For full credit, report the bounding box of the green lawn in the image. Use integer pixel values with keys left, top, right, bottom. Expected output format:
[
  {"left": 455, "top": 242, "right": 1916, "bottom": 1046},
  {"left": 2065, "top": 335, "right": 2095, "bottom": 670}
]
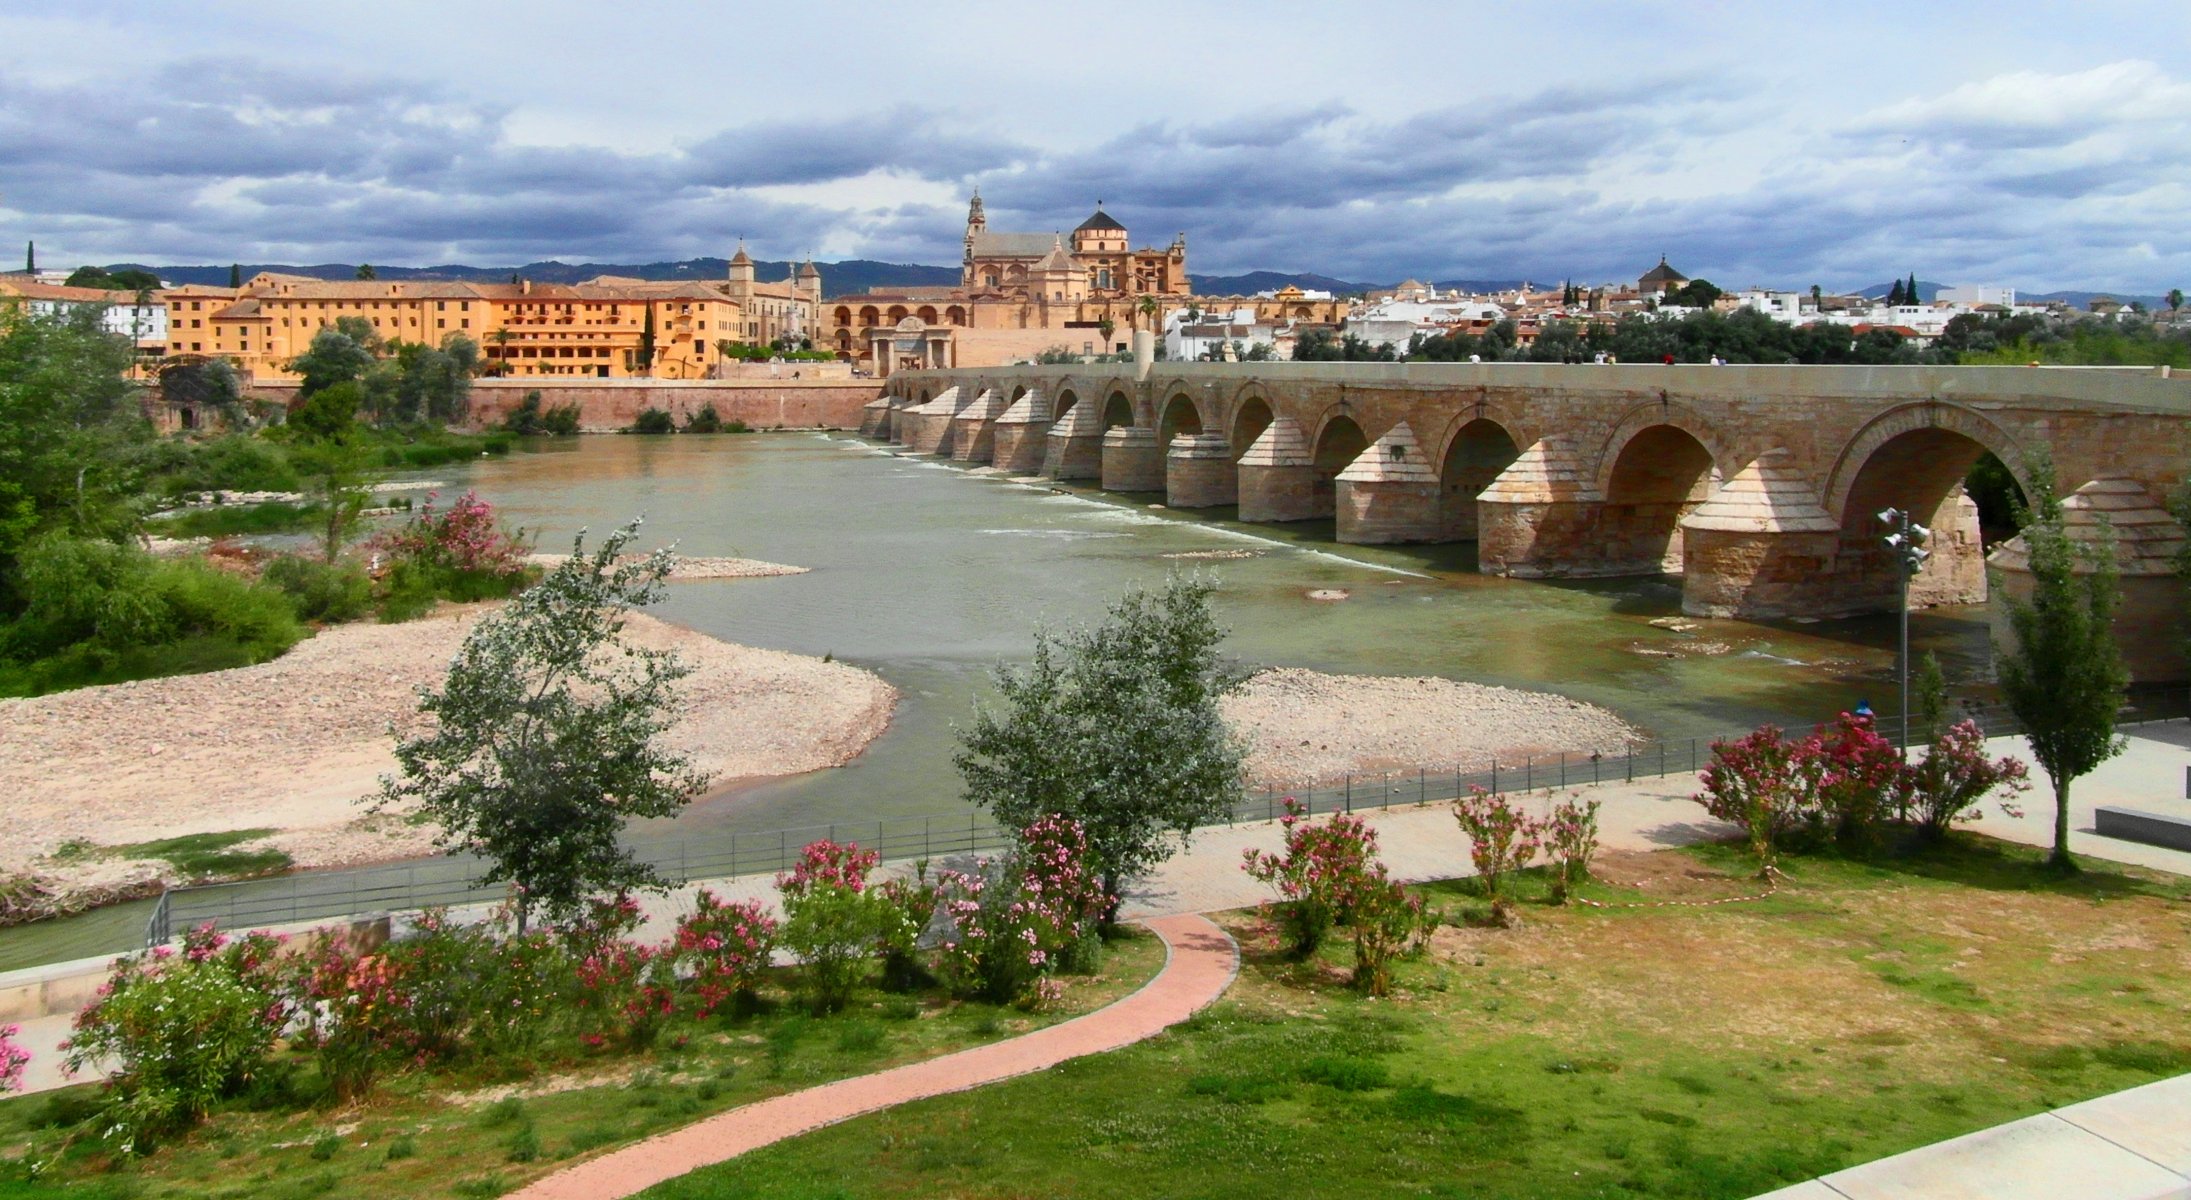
[
  {"left": 0, "top": 931, "right": 1165, "bottom": 1199},
  {"left": 641, "top": 837, "right": 2191, "bottom": 1200}
]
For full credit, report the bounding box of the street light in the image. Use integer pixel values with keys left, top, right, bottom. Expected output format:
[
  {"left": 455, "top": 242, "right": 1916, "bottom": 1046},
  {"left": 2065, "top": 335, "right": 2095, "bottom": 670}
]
[{"left": 1878, "top": 507, "right": 1932, "bottom": 758}]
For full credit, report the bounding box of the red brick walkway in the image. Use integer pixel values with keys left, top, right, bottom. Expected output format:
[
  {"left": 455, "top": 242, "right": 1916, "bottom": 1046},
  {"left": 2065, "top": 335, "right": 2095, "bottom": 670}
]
[{"left": 508, "top": 913, "right": 1239, "bottom": 1200}]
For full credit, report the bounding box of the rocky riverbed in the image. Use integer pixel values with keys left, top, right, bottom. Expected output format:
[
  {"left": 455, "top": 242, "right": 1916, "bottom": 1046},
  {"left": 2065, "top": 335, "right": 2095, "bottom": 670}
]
[
  {"left": 0, "top": 605, "right": 894, "bottom": 915},
  {"left": 1223, "top": 667, "right": 1642, "bottom": 788}
]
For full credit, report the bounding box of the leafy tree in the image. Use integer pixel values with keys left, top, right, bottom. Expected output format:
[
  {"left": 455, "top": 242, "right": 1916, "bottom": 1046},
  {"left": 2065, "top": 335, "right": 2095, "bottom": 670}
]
[
  {"left": 1886, "top": 279, "right": 1907, "bottom": 307},
  {"left": 355, "top": 264, "right": 377, "bottom": 281},
  {"left": 158, "top": 359, "right": 243, "bottom": 427},
  {"left": 955, "top": 575, "right": 1246, "bottom": 919},
  {"left": 286, "top": 378, "right": 360, "bottom": 442},
  {"left": 0, "top": 306, "right": 142, "bottom": 614},
  {"left": 286, "top": 327, "right": 376, "bottom": 397},
  {"left": 377, "top": 522, "right": 708, "bottom": 929},
  {"left": 1664, "top": 278, "right": 1723, "bottom": 308},
  {"left": 2170, "top": 288, "right": 2184, "bottom": 313},
  {"left": 1994, "top": 457, "right": 2128, "bottom": 871}
]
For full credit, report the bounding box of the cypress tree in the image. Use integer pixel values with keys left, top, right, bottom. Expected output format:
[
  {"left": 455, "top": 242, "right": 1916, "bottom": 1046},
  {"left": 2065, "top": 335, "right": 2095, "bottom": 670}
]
[
  {"left": 24, "top": 241, "right": 33, "bottom": 273},
  {"left": 229, "top": 263, "right": 242, "bottom": 288},
  {"left": 1907, "top": 272, "right": 1920, "bottom": 304},
  {"left": 1886, "top": 279, "right": 1905, "bottom": 307}
]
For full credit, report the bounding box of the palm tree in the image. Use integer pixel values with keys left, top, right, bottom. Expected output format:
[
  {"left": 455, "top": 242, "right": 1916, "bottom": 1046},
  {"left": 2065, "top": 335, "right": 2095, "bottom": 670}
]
[{"left": 1137, "top": 294, "right": 1162, "bottom": 332}]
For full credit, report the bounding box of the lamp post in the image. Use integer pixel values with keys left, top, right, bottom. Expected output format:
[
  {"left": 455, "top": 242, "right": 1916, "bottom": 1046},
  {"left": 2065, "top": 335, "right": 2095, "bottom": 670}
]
[{"left": 1878, "top": 507, "right": 1932, "bottom": 758}]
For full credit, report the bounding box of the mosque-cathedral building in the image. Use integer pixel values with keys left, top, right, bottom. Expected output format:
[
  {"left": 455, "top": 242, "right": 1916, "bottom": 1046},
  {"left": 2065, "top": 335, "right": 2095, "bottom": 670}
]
[{"left": 823, "top": 194, "right": 1346, "bottom": 374}]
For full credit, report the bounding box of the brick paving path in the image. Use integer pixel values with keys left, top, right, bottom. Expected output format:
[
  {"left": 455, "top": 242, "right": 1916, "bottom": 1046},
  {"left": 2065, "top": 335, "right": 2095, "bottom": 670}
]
[{"left": 506, "top": 912, "right": 1238, "bottom": 1200}]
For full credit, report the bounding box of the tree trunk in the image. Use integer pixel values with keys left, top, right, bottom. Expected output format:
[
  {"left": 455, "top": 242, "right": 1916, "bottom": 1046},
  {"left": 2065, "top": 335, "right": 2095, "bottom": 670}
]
[{"left": 2050, "top": 775, "right": 2077, "bottom": 871}]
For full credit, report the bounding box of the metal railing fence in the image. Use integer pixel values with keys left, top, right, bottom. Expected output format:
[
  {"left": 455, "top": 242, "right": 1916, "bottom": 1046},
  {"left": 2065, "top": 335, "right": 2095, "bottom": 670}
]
[{"left": 143, "top": 687, "right": 2191, "bottom": 947}]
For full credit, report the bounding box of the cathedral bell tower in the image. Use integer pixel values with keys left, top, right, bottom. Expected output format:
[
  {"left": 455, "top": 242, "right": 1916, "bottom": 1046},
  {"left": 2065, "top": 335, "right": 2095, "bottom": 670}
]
[{"left": 962, "top": 189, "right": 986, "bottom": 289}]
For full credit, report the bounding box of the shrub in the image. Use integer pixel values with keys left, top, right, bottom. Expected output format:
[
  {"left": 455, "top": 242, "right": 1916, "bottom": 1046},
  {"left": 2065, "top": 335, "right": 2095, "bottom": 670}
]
[
  {"left": 1909, "top": 719, "right": 2031, "bottom": 838},
  {"left": 777, "top": 840, "right": 891, "bottom": 1014},
  {"left": 1697, "top": 714, "right": 1925, "bottom": 867},
  {"left": 875, "top": 866, "right": 939, "bottom": 992},
  {"left": 933, "top": 816, "right": 1110, "bottom": 1005},
  {"left": 0, "top": 1024, "right": 27, "bottom": 1093},
  {"left": 673, "top": 890, "right": 777, "bottom": 1017},
  {"left": 1452, "top": 788, "right": 1543, "bottom": 920},
  {"left": 1811, "top": 712, "right": 1910, "bottom": 854},
  {"left": 153, "top": 435, "right": 302, "bottom": 498},
  {"left": 1348, "top": 877, "right": 1429, "bottom": 998},
  {"left": 627, "top": 408, "right": 675, "bottom": 435},
  {"left": 63, "top": 925, "right": 290, "bottom": 1152},
  {"left": 1543, "top": 793, "right": 1602, "bottom": 903},
  {"left": 566, "top": 895, "right": 675, "bottom": 1049},
  {"left": 10, "top": 536, "right": 302, "bottom": 666},
  {"left": 260, "top": 554, "right": 371, "bottom": 623},
  {"left": 1241, "top": 798, "right": 1383, "bottom": 959},
  {"left": 683, "top": 403, "right": 724, "bottom": 434},
  {"left": 541, "top": 401, "right": 583, "bottom": 436},
  {"left": 368, "top": 490, "right": 532, "bottom": 621},
  {"left": 501, "top": 391, "right": 547, "bottom": 435},
  {"left": 287, "top": 934, "right": 420, "bottom": 1102},
  {"left": 1694, "top": 724, "right": 1809, "bottom": 870}
]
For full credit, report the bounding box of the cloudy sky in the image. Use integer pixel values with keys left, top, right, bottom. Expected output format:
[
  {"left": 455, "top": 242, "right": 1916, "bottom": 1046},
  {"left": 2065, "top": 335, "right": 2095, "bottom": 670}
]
[{"left": 4, "top": 2, "right": 2188, "bottom": 293}]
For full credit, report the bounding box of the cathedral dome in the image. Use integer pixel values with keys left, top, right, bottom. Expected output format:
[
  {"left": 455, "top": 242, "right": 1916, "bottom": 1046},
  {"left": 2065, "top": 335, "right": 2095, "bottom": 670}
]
[{"left": 1074, "top": 207, "right": 1125, "bottom": 233}]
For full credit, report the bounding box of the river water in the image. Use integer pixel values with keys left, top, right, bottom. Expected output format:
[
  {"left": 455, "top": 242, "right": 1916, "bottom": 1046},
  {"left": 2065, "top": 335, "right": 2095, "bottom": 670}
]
[{"left": 0, "top": 433, "right": 1996, "bottom": 969}]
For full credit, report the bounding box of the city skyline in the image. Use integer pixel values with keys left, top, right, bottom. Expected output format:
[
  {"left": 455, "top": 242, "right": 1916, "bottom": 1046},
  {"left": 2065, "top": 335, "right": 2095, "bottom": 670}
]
[{"left": 3, "top": 3, "right": 2187, "bottom": 293}]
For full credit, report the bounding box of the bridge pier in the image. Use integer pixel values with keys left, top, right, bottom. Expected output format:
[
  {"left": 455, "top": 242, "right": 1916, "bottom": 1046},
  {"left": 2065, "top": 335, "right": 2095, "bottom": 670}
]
[
  {"left": 1236, "top": 418, "right": 1319, "bottom": 522},
  {"left": 1101, "top": 426, "right": 1165, "bottom": 492},
  {"left": 1044, "top": 399, "right": 1105, "bottom": 480},
  {"left": 1677, "top": 450, "right": 1842, "bottom": 618},
  {"left": 990, "top": 389, "right": 1051, "bottom": 475},
  {"left": 1166, "top": 434, "right": 1237, "bottom": 508},
  {"left": 1476, "top": 437, "right": 1606, "bottom": 576},
  {"left": 948, "top": 388, "right": 1009, "bottom": 463},
  {"left": 1990, "top": 478, "right": 2188, "bottom": 681},
  {"left": 903, "top": 386, "right": 962, "bottom": 455},
  {"left": 1335, "top": 423, "right": 1442, "bottom": 544},
  {"left": 859, "top": 396, "right": 892, "bottom": 438}
]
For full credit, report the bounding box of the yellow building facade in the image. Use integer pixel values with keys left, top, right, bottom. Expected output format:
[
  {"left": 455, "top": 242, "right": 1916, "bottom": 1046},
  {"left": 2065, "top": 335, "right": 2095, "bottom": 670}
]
[{"left": 165, "top": 256, "right": 821, "bottom": 382}]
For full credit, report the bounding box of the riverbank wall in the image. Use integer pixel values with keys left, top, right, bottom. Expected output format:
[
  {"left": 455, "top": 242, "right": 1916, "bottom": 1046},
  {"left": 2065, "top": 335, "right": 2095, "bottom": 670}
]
[{"left": 242, "top": 379, "right": 881, "bottom": 432}]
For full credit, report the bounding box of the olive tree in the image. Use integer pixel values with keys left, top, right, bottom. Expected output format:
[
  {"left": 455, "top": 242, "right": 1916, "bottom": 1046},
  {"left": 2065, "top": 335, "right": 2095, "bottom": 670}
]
[
  {"left": 955, "top": 575, "right": 1245, "bottom": 919},
  {"left": 376, "top": 521, "right": 707, "bottom": 926},
  {"left": 1994, "top": 459, "right": 2128, "bottom": 871}
]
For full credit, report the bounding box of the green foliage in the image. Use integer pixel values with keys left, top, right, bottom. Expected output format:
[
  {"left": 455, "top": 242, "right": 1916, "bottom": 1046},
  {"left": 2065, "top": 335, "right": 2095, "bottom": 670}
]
[
  {"left": 287, "top": 435, "right": 371, "bottom": 562},
  {"left": 146, "top": 500, "right": 321, "bottom": 538},
  {"left": 1956, "top": 317, "right": 2191, "bottom": 368},
  {"left": 286, "top": 328, "right": 376, "bottom": 398},
  {"left": 627, "top": 408, "right": 675, "bottom": 435},
  {"left": 142, "top": 435, "right": 302, "bottom": 498},
  {"left": 1994, "top": 456, "right": 2129, "bottom": 870},
  {"left": 260, "top": 554, "right": 372, "bottom": 623},
  {"left": 500, "top": 390, "right": 582, "bottom": 436},
  {"left": 286, "top": 380, "right": 361, "bottom": 442},
  {"left": 377, "top": 522, "right": 708, "bottom": 927},
  {"left": 157, "top": 359, "right": 243, "bottom": 426},
  {"left": 0, "top": 305, "right": 144, "bottom": 614},
  {"left": 1663, "top": 278, "right": 1724, "bottom": 308},
  {"left": 1, "top": 536, "right": 303, "bottom": 696},
  {"left": 63, "top": 265, "right": 161, "bottom": 291},
  {"left": 1912, "top": 651, "right": 1948, "bottom": 739},
  {"left": 63, "top": 934, "right": 287, "bottom": 1153},
  {"left": 682, "top": 403, "right": 723, "bottom": 434},
  {"left": 361, "top": 335, "right": 478, "bottom": 426},
  {"left": 1294, "top": 329, "right": 1396, "bottom": 361},
  {"left": 956, "top": 575, "right": 1246, "bottom": 910},
  {"left": 1032, "top": 346, "right": 1080, "bottom": 365}
]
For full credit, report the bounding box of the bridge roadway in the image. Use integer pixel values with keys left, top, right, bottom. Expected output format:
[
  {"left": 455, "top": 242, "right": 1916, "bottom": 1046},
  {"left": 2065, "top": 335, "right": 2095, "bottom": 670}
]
[{"left": 870, "top": 362, "right": 2191, "bottom": 681}]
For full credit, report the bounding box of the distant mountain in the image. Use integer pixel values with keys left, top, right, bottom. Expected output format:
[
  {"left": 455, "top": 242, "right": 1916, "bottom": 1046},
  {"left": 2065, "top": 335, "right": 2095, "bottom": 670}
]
[
  {"left": 1190, "top": 270, "right": 1377, "bottom": 296},
  {"left": 1853, "top": 280, "right": 2166, "bottom": 309},
  {"left": 102, "top": 258, "right": 962, "bottom": 299},
  {"left": 1855, "top": 280, "right": 1951, "bottom": 303}
]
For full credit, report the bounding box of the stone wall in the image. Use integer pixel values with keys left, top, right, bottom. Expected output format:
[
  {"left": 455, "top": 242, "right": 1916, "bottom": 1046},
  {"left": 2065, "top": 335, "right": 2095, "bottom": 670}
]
[{"left": 243, "top": 378, "right": 879, "bottom": 432}]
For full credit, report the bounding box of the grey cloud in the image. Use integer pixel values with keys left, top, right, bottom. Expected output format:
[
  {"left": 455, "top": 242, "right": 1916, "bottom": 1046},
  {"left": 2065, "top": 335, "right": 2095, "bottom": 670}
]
[{"left": 680, "top": 109, "right": 1028, "bottom": 187}]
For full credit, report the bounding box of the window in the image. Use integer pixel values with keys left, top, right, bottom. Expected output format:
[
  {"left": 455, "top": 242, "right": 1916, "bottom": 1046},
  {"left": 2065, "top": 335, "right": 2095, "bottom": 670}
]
[{"left": 460, "top": 319, "right": 469, "bottom": 329}]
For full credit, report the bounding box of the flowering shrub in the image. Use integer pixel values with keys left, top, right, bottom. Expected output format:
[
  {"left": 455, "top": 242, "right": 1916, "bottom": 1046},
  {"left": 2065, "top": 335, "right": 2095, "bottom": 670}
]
[
  {"left": 564, "top": 894, "right": 674, "bottom": 1049},
  {"left": 1348, "top": 877, "right": 1430, "bottom": 998},
  {"left": 370, "top": 489, "right": 528, "bottom": 576},
  {"left": 1696, "top": 724, "right": 1812, "bottom": 869},
  {"left": 1811, "top": 713, "right": 1911, "bottom": 853},
  {"left": 875, "top": 865, "right": 940, "bottom": 992},
  {"left": 778, "top": 840, "right": 892, "bottom": 1013},
  {"left": 1453, "top": 787, "right": 1544, "bottom": 920},
  {"left": 288, "top": 935, "right": 417, "bottom": 1102},
  {"left": 673, "top": 889, "right": 778, "bottom": 1017},
  {"left": 1910, "top": 720, "right": 2031, "bottom": 838},
  {"left": 1241, "top": 799, "right": 1383, "bottom": 959},
  {"left": 1543, "top": 793, "right": 1603, "bottom": 903},
  {"left": 934, "top": 816, "right": 1109, "bottom": 1005},
  {"left": 64, "top": 925, "right": 290, "bottom": 1152},
  {"left": 0, "top": 1024, "right": 29, "bottom": 1094}
]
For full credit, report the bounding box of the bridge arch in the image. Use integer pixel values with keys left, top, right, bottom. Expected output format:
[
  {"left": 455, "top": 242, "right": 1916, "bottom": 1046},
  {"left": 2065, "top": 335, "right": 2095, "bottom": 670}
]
[
  {"left": 1826, "top": 402, "right": 2031, "bottom": 612},
  {"left": 1601, "top": 423, "right": 1722, "bottom": 575},
  {"left": 1230, "top": 391, "right": 1274, "bottom": 461},
  {"left": 1054, "top": 387, "right": 1080, "bottom": 422},
  {"left": 1101, "top": 387, "right": 1136, "bottom": 430},
  {"left": 1436, "top": 416, "right": 1523, "bottom": 541},
  {"left": 1590, "top": 400, "right": 1739, "bottom": 501},
  {"left": 1159, "top": 390, "right": 1206, "bottom": 449},
  {"left": 1310, "top": 411, "right": 1371, "bottom": 516}
]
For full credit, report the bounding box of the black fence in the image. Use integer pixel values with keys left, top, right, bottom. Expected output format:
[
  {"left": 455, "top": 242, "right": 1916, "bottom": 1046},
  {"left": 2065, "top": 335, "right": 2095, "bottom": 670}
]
[{"left": 143, "top": 689, "right": 2191, "bottom": 947}]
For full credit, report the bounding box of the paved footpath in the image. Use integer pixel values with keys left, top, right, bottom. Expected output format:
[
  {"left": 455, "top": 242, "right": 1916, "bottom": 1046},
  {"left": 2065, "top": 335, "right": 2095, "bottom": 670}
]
[{"left": 506, "top": 912, "right": 1239, "bottom": 1200}]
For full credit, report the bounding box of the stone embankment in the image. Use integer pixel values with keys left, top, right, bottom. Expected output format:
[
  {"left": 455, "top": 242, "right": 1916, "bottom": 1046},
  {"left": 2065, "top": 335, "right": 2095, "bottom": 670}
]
[
  {"left": 1223, "top": 667, "right": 1641, "bottom": 787},
  {"left": 0, "top": 605, "right": 894, "bottom": 917}
]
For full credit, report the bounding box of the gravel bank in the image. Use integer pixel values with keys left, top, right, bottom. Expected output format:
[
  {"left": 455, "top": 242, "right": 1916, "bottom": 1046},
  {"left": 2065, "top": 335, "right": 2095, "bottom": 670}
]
[
  {"left": 525, "top": 554, "right": 808, "bottom": 581},
  {"left": 1222, "top": 668, "right": 1641, "bottom": 788},
  {"left": 0, "top": 607, "right": 894, "bottom": 903}
]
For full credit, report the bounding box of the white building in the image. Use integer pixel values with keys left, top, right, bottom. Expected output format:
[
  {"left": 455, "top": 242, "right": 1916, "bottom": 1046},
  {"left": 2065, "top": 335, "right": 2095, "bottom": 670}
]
[
  {"left": 1346, "top": 298, "right": 1507, "bottom": 352},
  {"left": 1164, "top": 306, "right": 1281, "bottom": 361},
  {"left": 1937, "top": 284, "right": 2016, "bottom": 308},
  {"left": 0, "top": 278, "right": 169, "bottom": 347},
  {"left": 1726, "top": 289, "right": 1811, "bottom": 320}
]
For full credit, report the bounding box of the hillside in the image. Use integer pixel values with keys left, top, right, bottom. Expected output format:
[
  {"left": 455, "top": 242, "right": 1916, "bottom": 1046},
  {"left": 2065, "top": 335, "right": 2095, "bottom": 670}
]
[{"left": 102, "top": 258, "right": 962, "bottom": 300}]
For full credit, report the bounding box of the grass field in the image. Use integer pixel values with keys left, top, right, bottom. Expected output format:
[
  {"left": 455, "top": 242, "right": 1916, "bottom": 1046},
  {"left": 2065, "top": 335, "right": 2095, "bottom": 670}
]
[
  {"left": 0, "top": 930, "right": 1166, "bottom": 1199},
  {"left": 639, "top": 837, "right": 2191, "bottom": 1200}
]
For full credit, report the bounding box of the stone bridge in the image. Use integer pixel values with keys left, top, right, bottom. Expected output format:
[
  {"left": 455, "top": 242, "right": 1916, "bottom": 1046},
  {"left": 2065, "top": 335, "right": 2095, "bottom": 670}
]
[{"left": 868, "top": 362, "right": 2191, "bottom": 679}]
